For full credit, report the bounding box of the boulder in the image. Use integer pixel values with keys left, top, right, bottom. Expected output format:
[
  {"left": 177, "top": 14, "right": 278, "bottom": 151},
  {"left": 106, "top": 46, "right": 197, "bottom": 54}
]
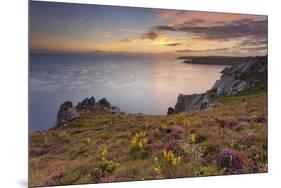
[
  {"left": 55, "top": 101, "right": 80, "bottom": 127},
  {"left": 97, "top": 98, "right": 111, "bottom": 109},
  {"left": 76, "top": 96, "right": 96, "bottom": 110},
  {"left": 167, "top": 107, "right": 175, "bottom": 115},
  {"left": 174, "top": 93, "right": 211, "bottom": 113}
]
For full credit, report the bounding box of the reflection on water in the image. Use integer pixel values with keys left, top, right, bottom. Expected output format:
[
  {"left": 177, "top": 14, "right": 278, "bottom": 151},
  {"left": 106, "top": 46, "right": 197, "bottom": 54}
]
[{"left": 29, "top": 53, "right": 226, "bottom": 131}]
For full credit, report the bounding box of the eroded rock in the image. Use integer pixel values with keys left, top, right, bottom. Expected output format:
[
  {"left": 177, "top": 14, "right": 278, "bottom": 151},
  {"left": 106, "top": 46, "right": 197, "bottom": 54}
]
[
  {"left": 173, "top": 93, "right": 211, "bottom": 113},
  {"left": 55, "top": 101, "right": 80, "bottom": 127}
]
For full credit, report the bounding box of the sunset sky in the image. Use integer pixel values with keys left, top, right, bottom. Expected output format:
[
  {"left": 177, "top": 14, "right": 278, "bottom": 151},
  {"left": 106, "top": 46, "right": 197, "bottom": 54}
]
[{"left": 30, "top": 1, "right": 267, "bottom": 56}]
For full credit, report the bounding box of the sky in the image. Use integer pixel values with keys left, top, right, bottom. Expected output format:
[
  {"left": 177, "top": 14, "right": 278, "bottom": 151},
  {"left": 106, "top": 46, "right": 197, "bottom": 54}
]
[{"left": 29, "top": 1, "right": 268, "bottom": 56}]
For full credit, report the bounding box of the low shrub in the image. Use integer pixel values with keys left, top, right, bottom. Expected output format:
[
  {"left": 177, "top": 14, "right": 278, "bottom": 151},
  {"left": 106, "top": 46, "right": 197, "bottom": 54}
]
[
  {"left": 129, "top": 132, "right": 149, "bottom": 159},
  {"left": 152, "top": 165, "right": 163, "bottom": 178},
  {"left": 45, "top": 171, "right": 64, "bottom": 186},
  {"left": 170, "top": 126, "right": 185, "bottom": 139},
  {"left": 90, "top": 168, "right": 104, "bottom": 183},
  {"left": 98, "top": 148, "right": 119, "bottom": 174},
  {"left": 163, "top": 150, "right": 181, "bottom": 166},
  {"left": 83, "top": 151, "right": 96, "bottom": 158},
  {"left": 99, "top": 160, "right": 119, "bottom": 174},
  {"left": 218, "top": 148, "right": 244, "bottom": 174},
  {"left": 152, "top": 150, "right": 181, "bottom": 179},
  {"left": 238, "top": 134, "right": 256, "bottom": 147},
  {"left": 57, "top": 131, "right": 70, "bottom": 143},
  {"left": 195, "top": 166, "right": 216, "bottom": 176},
  {"left": 174, "top": 113, "right": 185, "bottom": 125},
  {"left": 189, "top": 130, "right": 206, "bottom": 144},
  {"left": 248, "top": 145, "right": 267, "bottom": 168},
  {"left": 201, "top": 142, "right": 219, "bottom": 157},
  {"left": 217, "top": 119, "right": 242, "bottom": 131},
  {"left": 94, "top": 118, "right": 112, "bottom": 127},
  {"left": 84, "top": 137, "right": 91, "bottom": 145},
  {"left": 164, "top": 139, "right": 182, "bottom": 155}
]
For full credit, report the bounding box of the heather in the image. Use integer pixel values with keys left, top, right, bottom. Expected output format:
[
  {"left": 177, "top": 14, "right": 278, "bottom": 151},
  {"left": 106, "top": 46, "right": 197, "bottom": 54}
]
[{"left": 29, "top": 92, "right": 267, "bottom": 187}]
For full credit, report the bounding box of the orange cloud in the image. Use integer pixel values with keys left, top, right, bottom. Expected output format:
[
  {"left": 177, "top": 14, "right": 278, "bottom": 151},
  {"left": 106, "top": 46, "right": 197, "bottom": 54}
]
[{"left": 158, "top": 10, "right": 265, "bottom": 27}]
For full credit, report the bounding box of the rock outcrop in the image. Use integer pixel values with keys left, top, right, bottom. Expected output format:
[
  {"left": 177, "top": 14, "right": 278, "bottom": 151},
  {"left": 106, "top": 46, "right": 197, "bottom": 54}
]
[
  {"left": 169, "top": 56, "right": 267, "bottom": 114},
  {"left": 173, "top": 93, "right": 211, "bottom": 113},
  {"left": 55, "top": 97, "right": 121, "bottom": 127},
  {"left": 167, "top": 107, "right": 175, "bottom": 115},
  {"left": 76, "top": 96, "right": 96, "bottom": 110},
  {"left": 97, "top": 98, "right": 111, "bottom": 109},
  {"left": 55, "top": 101, "right": 80, "bottom": 127},
  {"left": 211, "top": 56, "right": 267, "bottom": 96}
]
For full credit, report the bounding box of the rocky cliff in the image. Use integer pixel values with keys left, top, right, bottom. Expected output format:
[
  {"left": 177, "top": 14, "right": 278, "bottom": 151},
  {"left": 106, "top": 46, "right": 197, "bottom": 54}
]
[
  {"left": 168, "top": 56, "right": 267, "bottom": 114},
  {"left": 211, "top": 56, "right": 267, "bottom": 96}
]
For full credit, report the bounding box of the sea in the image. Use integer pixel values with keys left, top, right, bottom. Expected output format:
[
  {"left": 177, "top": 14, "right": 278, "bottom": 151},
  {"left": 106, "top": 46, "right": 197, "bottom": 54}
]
[{"left": 29, "top": 53, "right": 226, "bottom": 131}]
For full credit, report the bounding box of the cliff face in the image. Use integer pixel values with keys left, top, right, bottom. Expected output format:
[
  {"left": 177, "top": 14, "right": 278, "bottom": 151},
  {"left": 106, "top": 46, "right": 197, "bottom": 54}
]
[
  {"left": 211, "top": 56, "right": 267, "bottom": 96},
  {"left": 173, "top": 93, "right": 211, "bottom": 114},
  {"left": 169, "top": 56, "right": 267, "bottom": 114}
]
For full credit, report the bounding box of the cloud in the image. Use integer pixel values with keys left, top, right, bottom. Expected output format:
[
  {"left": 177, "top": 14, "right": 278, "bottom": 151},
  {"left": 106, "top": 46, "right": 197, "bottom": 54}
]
[
  {"left": 119, "top": 38, "right": 132, "bottom": 43},
  {"left": 239, "top": 46, "right": 267, "bottom": 51},
  {"left": 157, "top": 10, "right": 186, "bottom": 20},
  {"left": 141, "top": 31, "right": 158, "bottom": 40},
  {"left": 154, "top": 25, "right": 177, "bottom": 31},
  {"left": 178, "top": 19, "right": 206, "bottom": 26},
  {"left": 154, "top": 18, "right": 267, "bottom": 41},
  {"left": 235, "top": 38, "right": 267, "bottom": 52},
  {"left": 165, "top": 42, "right": 182, "bottom": 46},
  {"left": 177, "top": 47, "right": 230, "bottom": 53},
  {"left": 115, "top": 28, "right": 143, "bottom": 33},
  {"left": 238, "top": 39, "right": 267, "bottom": 47}
]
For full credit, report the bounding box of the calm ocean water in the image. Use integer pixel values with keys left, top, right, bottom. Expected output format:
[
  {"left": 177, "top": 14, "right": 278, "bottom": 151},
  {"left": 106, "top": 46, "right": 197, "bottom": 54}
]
[{"left": 29, "top": 53, "right": 226, "bottom": 131}]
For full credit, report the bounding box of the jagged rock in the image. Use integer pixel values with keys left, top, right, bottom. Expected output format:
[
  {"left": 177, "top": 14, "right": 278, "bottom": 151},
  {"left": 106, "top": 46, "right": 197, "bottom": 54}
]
[
  {"left": 76, "top": 96, "right": 96, "bottom": 110},
  {"left": 211, "top": 56, "right": 267, "bottom": 96},
  {"left": 169, "top": 56, "right": 267, "bottom": 114},
  {"left": 76, "top": 96, "right": 120, "bottom": 113},
  {"left": 212, "top": 76, "right": 250, "bottom": 96},
  {"left": 167, "top": 107, "right": 175, "bottom": 115},
  {"left": 174, "top": 93, "right": 211, "bottom": 113},
  {"left": 55, "top": 101, "right": 80, "bottom": 127},
  {"left": 97, "top": 98, "right": 111, "bottom": 109}
]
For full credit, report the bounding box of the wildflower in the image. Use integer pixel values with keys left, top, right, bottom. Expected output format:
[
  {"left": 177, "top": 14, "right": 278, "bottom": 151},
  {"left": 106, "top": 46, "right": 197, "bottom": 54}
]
[
  {"left": 163, "top": 150, "right": 181, "bottom": 166},
  {"left": 101, "top": 148, "right": 108, "bottom": 161},
  {"left": 153, "top": 166, "right": 162, "bottom": 174},
  {"left": 219, "top": 148, "right": 244, "bottom": 174},
  {"left": 191, "top": 133, "right": 197, "bottom": 143},
  {"left": 129, "top": 131, "right": 149, "bottom": 159}
]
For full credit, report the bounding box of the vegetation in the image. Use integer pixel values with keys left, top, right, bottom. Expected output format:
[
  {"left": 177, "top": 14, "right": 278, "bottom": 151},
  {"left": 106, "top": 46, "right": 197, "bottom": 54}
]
[{"left": 29, "top": 92, "right": 267, "bottom": 187}]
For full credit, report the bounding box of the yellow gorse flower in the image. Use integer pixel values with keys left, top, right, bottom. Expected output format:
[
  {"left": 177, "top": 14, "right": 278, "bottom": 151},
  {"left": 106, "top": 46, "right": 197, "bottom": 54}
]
[
  {"left": 163, "top": 150, "right": 181, "bottom": 166},
  {"left": 191, "top": 133, "right": 197, "bottom": 143},
  {"left": 153, "top": 166, "right": 162, "bottom": 174},
  {"left": 101, "top": 148, "right": 108, "bottom": 161},
  {"left": 130, "top": 131, "right": 148, "bottom": 150}
]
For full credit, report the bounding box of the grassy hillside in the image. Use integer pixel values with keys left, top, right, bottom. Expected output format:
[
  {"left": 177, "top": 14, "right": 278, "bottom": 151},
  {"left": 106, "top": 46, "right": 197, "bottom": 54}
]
[{"left": 29, "top": 92, "right": 267, "bottom": 187}]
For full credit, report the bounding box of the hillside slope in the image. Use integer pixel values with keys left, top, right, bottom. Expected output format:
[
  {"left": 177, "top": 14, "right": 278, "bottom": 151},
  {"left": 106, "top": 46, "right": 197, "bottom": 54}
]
[
  {"left": 29, "top": 56, "right": 267, "bottom": 187},
  {"left": 30, "top": 93, "right": 267, "bottom": 187}
]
